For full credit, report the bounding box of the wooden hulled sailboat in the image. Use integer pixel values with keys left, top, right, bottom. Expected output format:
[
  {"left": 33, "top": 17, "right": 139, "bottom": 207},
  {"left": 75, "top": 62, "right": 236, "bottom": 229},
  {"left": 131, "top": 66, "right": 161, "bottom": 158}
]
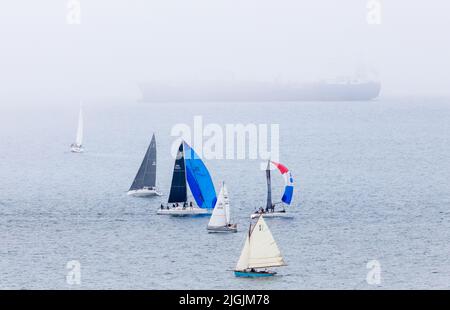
[
  {"left": 251, "top": 160, "right": 294, "bottom": 219},
  {"left": 234, "top": 215, "right": 286, "bottom": 277},
  {"left": 127, "top": 133, "right": 161, "bottom": 197},
  {"left": 157, "top": 141, "right": 217, "bottom": 216},
  {"left": 70, "top": 105, "right": 84, "bottom": 153},
  {"left": 207, "top": 182, "right": 237, "bottom": 233}
]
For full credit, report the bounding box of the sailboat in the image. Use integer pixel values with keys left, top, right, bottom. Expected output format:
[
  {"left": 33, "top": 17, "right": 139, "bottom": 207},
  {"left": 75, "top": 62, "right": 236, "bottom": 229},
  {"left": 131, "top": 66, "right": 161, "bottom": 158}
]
[
  {"left": 127, "top": 133, "right": 161, "bottom": 197},
  {"left": 157, "top": 141, "right": 217, "bottom": 216},
  {"left": 251, "top": 160, "right": 294, "bottom": 219},
  {"left": 207, "top": 182, "right": 237, "bottom": 233},
  {"left": 70, "top": 106, "right": 84, "bottom": 153},
  {"left": 234, "top": 215, "right": 286, "bottom": 277}
]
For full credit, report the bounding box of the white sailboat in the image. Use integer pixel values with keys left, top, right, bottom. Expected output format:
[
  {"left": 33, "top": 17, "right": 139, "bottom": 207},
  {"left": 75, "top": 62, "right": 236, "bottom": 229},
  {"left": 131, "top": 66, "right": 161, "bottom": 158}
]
[
  {"left": 234, "top": 215, "right": 286, "bottom": 277},
  {"left": 70, "top": 106, "right": 84, "bottom": 153},
  {"left": 207, "top": 182, "right": 237, "bottom": 233}
]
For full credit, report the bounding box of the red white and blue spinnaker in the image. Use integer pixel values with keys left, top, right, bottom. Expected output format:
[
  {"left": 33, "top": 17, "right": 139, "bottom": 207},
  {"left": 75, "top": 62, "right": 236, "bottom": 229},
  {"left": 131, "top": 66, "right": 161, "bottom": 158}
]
[{"left": 270, "top": 161, "right": 294, "bottom": 205}]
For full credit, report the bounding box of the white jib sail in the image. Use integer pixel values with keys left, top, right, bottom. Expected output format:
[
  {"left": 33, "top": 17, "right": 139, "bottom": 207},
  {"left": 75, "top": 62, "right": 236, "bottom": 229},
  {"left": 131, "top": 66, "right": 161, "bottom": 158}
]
[
  {"left": 247, "top": 216, "right": 285, "bottom": 269},
  {"left": 208, "top": 183, "right": 228, "bottom": 227},
  {"left": 75, "top": 106, "right": 83, "bottom": 146},
  {"left": 235, "top": 233, "right": 251, "bottom": 271}
]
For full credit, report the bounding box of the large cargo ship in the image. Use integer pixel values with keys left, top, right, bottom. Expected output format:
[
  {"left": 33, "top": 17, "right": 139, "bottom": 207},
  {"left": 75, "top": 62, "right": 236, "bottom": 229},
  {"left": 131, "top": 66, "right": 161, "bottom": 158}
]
[{"left": 139, "top": 78, "right": 381, "bottom": 102}]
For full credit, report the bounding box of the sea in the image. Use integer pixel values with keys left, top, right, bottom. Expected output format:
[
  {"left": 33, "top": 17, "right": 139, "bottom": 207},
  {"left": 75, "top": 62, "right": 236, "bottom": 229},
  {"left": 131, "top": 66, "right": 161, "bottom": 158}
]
[{"left": 0, "top": 98, "right": 449, "bottom": 289}]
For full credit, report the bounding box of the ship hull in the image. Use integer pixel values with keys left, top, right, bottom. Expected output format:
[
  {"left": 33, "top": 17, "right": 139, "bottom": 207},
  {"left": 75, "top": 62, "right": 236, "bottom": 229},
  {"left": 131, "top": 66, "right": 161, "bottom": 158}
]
[{"left": 139, "top": 81, "right": 381, "bottom": 102}]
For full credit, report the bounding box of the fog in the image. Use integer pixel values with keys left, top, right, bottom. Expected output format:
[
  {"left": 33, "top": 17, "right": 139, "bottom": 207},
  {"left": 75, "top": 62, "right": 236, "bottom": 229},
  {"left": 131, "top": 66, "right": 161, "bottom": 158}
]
[{"left": 1, "top": 0, "right": 449, "bottom": 104}]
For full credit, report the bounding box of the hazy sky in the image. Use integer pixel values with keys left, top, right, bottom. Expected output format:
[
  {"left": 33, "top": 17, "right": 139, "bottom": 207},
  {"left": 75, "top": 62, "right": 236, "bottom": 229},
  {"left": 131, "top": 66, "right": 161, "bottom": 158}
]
[{"left": 0, "top": 0, "right": 449, "bottom": 103}]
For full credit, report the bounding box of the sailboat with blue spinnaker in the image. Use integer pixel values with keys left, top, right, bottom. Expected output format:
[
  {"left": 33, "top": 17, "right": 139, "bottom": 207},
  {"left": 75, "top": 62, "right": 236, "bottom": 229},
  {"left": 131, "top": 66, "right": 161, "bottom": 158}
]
[{"left": 157, "top": 141, "right": 217, "bottom": 216}]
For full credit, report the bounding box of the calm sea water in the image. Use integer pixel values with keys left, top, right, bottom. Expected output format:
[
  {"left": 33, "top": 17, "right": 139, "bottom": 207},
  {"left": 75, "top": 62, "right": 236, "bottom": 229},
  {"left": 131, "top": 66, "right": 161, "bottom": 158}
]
[{"left": 1, "top": 98, "right": 449, "bottom": 289}]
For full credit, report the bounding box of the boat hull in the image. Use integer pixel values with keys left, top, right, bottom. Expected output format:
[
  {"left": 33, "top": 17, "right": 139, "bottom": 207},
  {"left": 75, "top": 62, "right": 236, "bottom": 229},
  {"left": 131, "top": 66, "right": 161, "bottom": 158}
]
[
  {"left": 127, "top": 188, "right": 162, "bottom": 197},
  {"left": 207, "top": 225, "right": 237, "bottom": 233},
  {"left": 157, "top": 207, "right": 211, "bottom": 217},
  {"left": 234, "top": 270, "right": 276, "bottom": 278},
  {"left": 250, "top": 212, "right": 293, "bottom": 219},
  {"left": 70, "top": 145, "right": 83, "bottom": 153}
]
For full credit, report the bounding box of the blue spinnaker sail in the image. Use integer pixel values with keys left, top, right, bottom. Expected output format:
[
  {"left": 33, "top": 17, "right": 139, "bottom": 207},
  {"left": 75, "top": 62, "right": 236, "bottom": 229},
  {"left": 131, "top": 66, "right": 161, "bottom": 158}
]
[{"left": 184, "top": 142, "right": 217, "bottom": 209}]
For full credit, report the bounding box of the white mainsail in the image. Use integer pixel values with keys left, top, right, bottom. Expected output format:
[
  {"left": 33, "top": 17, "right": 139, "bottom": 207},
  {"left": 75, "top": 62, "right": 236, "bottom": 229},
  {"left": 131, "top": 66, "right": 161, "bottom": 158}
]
[
  {"left": 208, "top": 183, "right": 229, "bottom": 227},
  {"left": 75, "top": 106, "right": 83, "bottom": 146},
  {"left": 223, "top": 184, "right": 231, "bottom": 224},
  {"left": 235, "top": 215, "right": 285, "bottom": 270}
]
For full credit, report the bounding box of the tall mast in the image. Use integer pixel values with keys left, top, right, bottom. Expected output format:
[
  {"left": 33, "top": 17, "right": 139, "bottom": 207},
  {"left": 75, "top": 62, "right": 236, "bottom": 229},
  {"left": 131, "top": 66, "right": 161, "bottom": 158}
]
[
  {"left": 76, "top": 104, "right": 83, "bottom": 146},
  {"left": 266, "top": 160, "right": 272, "bottom": 209},
  {"left": 167, "top": 142, "right": 187, "bottom": 203},
  {"left": 182, "top": 140, "right": 188, "bottom": 203}
]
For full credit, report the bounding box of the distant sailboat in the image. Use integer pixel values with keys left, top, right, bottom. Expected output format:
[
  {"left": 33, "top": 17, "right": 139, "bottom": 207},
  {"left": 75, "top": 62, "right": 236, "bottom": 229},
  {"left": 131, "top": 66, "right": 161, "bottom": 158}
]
[
  {"left": 234, "top": 215, "right": 286, "bottom": 277},
  {"left": 157, "top": 141, "right": 217, "bottom": 216},
  {"left": 70, "top": 106, "right": 84, "bottom": 153},
  {"left": 127, "top": 133, "right": 161, "bottom": 197},
  {"left": 207, "top": 182, "right": 237, "bottom": 233},
  {"left": 251, "top": 160, "right": 294, "bottom": 219}
]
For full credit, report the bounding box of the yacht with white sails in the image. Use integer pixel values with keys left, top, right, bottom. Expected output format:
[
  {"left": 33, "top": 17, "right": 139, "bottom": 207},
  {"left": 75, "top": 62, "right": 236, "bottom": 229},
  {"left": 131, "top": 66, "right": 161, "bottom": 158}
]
[
  {"left": 70, "top": 105, "right": 84, "bottom": 153},
  {"left": 234, "top": 215, "right": 286, "bottom": 277},
  {"left": 207, "top": 182, "right": 237, "bottom": 233}
]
